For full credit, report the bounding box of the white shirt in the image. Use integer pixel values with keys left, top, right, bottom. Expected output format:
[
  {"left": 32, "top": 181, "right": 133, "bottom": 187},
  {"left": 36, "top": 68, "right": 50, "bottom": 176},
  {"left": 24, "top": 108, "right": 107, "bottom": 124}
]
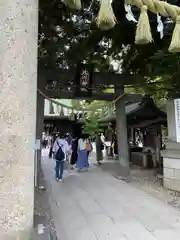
[
  {"left": 42, "top": 133, "right": 46, "bottom": 141},
  {"left": 101, "top": 134, "right": 105, "bottom": 143},
  {"left": 78, "top": 138, "right": 87, "bottom": 151},
  {"left": 52, "top": 138, "right": 70, "bottom": 160}
]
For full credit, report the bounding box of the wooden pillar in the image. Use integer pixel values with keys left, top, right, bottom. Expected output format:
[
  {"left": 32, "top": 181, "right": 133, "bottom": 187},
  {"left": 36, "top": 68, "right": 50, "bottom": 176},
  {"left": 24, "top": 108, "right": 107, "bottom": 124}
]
[{"left": 115, "top": 87, "right": 130, "bottom": 177}]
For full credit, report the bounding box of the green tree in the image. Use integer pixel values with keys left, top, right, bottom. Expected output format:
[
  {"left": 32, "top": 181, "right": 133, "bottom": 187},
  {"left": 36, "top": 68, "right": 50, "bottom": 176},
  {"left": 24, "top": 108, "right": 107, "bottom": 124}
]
[
  {"left": 146, "top": 50, "right": 180, "bottom": 99},
  {"left": 127, "top": 49, "right": 180, "bottom": 108},
  {"left": 72, "top": 100, "right": 85, "bottom": 109},
  {"left": 82, "top": 112, "right": 103, "bottom": 137},
  {"left": 75, "top": 100, "right": 109, "bottom": 136},
  {"left": 125, "top": 78, "right": 168, "bottom": 110}
]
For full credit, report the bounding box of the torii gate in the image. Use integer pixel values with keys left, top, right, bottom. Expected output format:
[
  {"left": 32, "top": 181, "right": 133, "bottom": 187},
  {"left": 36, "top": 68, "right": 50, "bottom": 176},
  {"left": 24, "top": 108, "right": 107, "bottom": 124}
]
[
  {"left": 38, "top": 67, "right": 143, "bottom": 178},
  {"left": 1, "top": 0, "right": 180, "bottom": 239}
]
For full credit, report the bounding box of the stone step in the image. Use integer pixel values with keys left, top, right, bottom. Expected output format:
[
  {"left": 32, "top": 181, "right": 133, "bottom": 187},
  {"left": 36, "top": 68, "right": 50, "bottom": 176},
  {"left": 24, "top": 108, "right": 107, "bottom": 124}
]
[{"left": 166, "top": 140, "right": 180, "bottom": 150}]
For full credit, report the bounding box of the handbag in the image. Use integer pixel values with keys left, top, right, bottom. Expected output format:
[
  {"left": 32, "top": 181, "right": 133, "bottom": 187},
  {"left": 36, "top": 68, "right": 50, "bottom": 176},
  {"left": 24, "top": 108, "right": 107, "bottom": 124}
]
[{"left": 86, "top": 141, "right": 92, "bottom": 152}]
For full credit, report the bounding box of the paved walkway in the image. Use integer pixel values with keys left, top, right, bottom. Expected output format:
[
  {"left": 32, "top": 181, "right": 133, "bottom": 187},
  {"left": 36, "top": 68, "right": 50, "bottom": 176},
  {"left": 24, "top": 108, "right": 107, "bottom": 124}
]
[{"left": 42, "top": 152, "right": 180, "bottom": 240}]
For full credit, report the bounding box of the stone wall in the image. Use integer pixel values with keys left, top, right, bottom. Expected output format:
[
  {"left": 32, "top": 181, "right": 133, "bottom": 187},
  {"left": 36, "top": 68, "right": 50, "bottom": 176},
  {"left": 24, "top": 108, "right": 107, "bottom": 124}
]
[{"left": 163, "top": 154, "right": 180, "bottom": 191}]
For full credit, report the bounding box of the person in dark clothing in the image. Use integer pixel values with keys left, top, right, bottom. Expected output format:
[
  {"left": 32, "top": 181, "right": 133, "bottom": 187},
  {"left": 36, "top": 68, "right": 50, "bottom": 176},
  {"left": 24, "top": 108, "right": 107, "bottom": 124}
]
[
  {"left": 70, "top": 138, "right": 78, "bottom": 169},
  {"left": 49, "top": 141, "right": 53, "bottom": 158},
  {"left": 112, "top": 132, "right": 118, "bottom": 157},
  {"left": 96, "top": 134, "right": 103, "bottom": 165},
  {"left": 65, "top": 133, "right": 73, "bottom": 146},
  {"left": 114, "top": 137, "right": 118, "bottom": 156},
  {"left": 49, "top": 134, "right": 56, "bottom": 158}
]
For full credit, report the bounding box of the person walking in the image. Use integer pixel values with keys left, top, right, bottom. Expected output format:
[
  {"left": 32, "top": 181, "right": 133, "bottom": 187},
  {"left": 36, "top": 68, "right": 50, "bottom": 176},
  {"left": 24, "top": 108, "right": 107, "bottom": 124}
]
[
  {"left": 42, "top": 132, "right": 46, "bottom": 149},
  {"left": 86, "top": 137, "right": 93, "bottom": 166},
  {"left": 66, "top": 133, "right": 73, "bottom": 146},
  {"left": 100, "top": 132, "right": 106, "bottom": 159},
  {"left": 70, "top": 137, "right": 78, "bottom": 169},
  {"left": 49, "top": 134, "right": 54, "bottom": 158},
  {"left": 52, "top": 133, "right": 70, "bottom": 181},
  {"left": 43, "top": 133, "right": 48, "bottom": 149},
  {"left": 76, "top": 135, "right": 89, "bottom": 171},
  {"left": 96, "top": 133, "right": 104, "bottom": 165}
]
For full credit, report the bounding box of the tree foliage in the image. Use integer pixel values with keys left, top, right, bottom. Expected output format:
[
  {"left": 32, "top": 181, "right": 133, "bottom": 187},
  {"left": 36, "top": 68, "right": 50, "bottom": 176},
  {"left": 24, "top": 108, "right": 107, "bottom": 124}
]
[
  {"left": 126, "top": 49, "right": 180, "bottom": 103},
  {"left": 38, "top": 0, "right": 121, "bottom": 71},
  {"left": 72, "top": 100, "right": 108, "bottom": 136},
  {"left": 83, "top": 114, "right": 103, "bottom": 137},
  {"left": 146, "top": 50, "right": 180, "bottom": 98},
  {"left": 125, "top": 78, "right": 168, "bottom": 109},
  {"left": 39, "top": 0, "right": 174, "bottom": 72},
  {"left": 38, "top": 0, "right": 180, "bottom": 105}
]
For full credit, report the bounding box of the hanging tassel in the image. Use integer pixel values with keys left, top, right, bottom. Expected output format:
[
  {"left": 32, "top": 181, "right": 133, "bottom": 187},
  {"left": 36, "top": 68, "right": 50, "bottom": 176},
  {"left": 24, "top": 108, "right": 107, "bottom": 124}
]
[
  {"left": 62, "top": 0, "right": 81, "bottom": 9},
  {"left": 135, "top": 5, "right": 153, "bottom": 45},
  {"left": 169, "top": 16, "right": 180, "bottom": 52},
  {"left": 96, "top": 0, "right": 117, "bottom": 30}
]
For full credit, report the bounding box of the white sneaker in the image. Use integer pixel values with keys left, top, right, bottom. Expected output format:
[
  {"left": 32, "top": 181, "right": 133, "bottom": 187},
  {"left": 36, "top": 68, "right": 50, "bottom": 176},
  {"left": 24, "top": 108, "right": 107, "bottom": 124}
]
[{"left": 59, "top": 179, "right": 63, "bottom": 182}]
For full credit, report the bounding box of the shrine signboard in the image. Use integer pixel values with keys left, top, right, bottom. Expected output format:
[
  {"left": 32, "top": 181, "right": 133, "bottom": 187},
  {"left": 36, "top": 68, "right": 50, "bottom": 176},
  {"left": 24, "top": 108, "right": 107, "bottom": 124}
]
[
  {"left": 75, "top": 63, "right": 93, "bottom": 98},
  {"left": 174, "top": 99, "right": 180, "bottom": 142}
]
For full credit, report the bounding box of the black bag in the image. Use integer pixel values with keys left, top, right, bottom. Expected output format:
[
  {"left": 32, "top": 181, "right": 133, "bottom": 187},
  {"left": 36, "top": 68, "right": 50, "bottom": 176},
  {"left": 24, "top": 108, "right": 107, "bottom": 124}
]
[
  {"left": 101, "top": 142, "right": 104, "bottom": 150},
  {"left": 55, "top": 141, "right": 65, "bottom": 161}
]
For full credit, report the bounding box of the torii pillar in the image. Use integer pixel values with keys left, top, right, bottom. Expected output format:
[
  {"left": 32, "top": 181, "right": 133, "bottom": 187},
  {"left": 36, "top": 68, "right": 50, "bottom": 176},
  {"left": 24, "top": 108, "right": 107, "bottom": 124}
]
[
  {"left": 35, "top": 80, "right": 45, "bottom": 187},
  {"left": 115, "top": 87, "right": 130, "bottom": 177},
  {"left": 0, "top": 1, "right": 38, "bottom": 239}
]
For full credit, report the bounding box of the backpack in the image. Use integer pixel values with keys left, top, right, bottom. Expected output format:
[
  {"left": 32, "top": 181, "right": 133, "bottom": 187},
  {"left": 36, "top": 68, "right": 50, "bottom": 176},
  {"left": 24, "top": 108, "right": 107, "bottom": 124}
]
[{"left": 55, "top": 141, "right": 65, "bottom": 161}]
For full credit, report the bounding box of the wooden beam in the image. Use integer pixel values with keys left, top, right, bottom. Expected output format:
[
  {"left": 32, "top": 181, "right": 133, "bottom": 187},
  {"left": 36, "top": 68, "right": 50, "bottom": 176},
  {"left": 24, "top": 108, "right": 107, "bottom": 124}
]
[
  {"left": 123, "top": 94, "right": 143, "bottom": 102},
  {"left": 39, "top": 68, "right": 76, "bottom": 84},
  {"left": 92, "top": 72, "right": 145, "bottom": 86},
  {"left": 44, "top": 88, "right": 143, "bottom": 102},
  {"left": 131, "top": 117, "right": 167, "bottom": 128},
  {"left": 44, "top": 90, "right": 117, "bottom": 101},
  {"left": 39, "top": 68, "right": 146, "bottom": 86}
]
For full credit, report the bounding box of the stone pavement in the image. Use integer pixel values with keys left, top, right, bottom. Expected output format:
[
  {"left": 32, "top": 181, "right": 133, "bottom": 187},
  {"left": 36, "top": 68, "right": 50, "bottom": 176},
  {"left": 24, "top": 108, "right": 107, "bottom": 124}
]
[{"left": 42, "top": 152, "right": 180, "bottom": 240}]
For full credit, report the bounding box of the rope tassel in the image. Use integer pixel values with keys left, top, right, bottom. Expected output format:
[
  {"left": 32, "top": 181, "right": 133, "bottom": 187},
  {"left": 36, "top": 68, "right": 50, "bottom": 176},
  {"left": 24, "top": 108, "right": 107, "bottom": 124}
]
[
  {"left": 96, "top": 0, "right": 117, "bottom": 31},
  {"left": 169, "top": 16, "right": 180, "bottom": 52},
  {"left": 135, "top": 5, "right": 153, "bottom": 44},
  {"left": 62, "top": 0, "right": 81, "bottom": 9}
]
